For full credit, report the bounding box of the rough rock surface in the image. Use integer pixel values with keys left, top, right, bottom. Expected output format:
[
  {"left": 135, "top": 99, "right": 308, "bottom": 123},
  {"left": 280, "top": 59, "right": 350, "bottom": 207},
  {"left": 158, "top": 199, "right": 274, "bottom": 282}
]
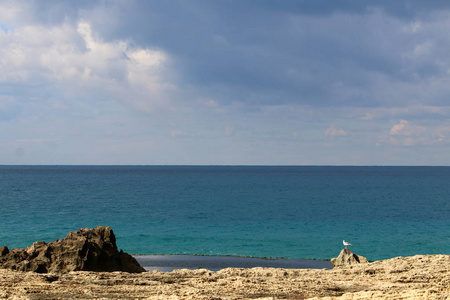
[
  {"left": 0, "top": 254, "right": 449, "bottom": 299},
  {"left": 331, "top": 248, "right": 368, "bottom": 268},
  {"left": 0, "top": 226, "right": 145, "bottom": 273}
]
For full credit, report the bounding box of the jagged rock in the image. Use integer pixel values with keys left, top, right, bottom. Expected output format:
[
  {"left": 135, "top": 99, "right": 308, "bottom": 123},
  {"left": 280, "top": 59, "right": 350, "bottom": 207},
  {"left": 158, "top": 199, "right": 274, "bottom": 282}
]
[
  {"left": 0, "top": 246, "right": 9, "bottom": 256},
  {"left": 0, "top": 226, "right": 145, "bottom": 273},
  {"left": 330, "top": 248, "right": 368, "bottom": 268}
]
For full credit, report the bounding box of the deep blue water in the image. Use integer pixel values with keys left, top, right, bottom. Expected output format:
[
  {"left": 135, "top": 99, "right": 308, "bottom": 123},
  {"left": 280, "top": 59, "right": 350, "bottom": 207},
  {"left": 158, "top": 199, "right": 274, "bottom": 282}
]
[{"left": 0, "top": 166, "right": 449, "bottom": 261}]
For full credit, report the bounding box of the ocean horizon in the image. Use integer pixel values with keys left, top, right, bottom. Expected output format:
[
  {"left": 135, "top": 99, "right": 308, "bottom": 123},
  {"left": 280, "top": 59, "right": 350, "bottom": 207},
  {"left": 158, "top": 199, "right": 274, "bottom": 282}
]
[{"left": 1, "top": 165, "right": 449, "bottom": 262}]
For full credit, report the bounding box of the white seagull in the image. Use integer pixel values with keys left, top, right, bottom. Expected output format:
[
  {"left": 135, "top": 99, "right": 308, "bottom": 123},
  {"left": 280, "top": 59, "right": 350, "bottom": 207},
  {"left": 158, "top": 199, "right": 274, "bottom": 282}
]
[{"left": 343, "top": 240, "right": 352, "bottom": 248}]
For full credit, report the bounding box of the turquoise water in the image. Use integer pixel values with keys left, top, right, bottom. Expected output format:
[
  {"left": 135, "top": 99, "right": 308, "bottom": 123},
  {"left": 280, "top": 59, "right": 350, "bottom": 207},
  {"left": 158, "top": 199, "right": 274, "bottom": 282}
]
[{"left": 0, "top": 166, "right": 449, "bottom": 261}]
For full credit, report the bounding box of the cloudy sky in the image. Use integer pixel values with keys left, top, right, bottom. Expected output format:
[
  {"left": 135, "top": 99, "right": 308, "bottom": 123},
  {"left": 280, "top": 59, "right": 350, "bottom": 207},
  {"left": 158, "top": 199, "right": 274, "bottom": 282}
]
[{"left": 1, "top": 0, "right": 450, "bottom": 165}]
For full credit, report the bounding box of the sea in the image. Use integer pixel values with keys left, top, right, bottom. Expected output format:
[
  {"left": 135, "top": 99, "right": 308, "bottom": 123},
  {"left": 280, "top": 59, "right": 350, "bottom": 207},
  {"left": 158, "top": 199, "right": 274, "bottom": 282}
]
[{"left": 0, "top": 165, "right": 449, "bottom": 262}]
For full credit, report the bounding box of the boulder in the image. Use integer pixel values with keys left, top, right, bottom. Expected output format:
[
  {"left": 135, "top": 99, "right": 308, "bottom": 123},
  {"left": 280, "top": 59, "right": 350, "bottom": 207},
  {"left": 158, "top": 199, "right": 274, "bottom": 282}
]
[
  {"left": 0, "top": 226, "right": 145, "bottom": 273},
  {"left": 330, "top": 248, "right": 368, "bottom": 268}
]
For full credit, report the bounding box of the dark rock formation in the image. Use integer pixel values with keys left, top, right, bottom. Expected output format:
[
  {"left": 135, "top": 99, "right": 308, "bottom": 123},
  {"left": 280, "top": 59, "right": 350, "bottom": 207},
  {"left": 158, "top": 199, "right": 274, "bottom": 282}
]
[
  {"left": 330, "top": 248, "right": 369, "bottom": 268},
  {"left": 0, "top": 226, "right": 145, "bottom": 273}
]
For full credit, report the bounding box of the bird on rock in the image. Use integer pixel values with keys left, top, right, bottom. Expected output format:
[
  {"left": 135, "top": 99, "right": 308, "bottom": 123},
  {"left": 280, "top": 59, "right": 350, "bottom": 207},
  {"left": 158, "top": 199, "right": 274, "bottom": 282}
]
[{"left": 343, "top": 240, "right": 352, "bottom": 249}]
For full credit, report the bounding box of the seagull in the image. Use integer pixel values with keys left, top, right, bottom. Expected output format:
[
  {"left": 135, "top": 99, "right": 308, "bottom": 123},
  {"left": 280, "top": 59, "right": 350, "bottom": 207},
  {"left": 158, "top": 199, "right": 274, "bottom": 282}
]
[{"left": 343, "top": 240, "right": 352, "bottom": 248}]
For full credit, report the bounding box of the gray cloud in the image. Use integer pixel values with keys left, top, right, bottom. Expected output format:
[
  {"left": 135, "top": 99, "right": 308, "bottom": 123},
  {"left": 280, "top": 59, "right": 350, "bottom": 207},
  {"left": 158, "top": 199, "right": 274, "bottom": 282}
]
[
  {"left": 74, "top": 1, "right": 450, "bottom": 110},
  {"left": 2, "top": 1, "right": 450, "bottom": 165}
]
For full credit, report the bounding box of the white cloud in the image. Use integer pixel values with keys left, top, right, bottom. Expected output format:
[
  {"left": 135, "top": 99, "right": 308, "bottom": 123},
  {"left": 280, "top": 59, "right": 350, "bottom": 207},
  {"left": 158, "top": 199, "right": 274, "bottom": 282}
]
[
  {"left": 198, "top": 99, "right": 219, "bottom": 108},
  {"left": 325, "top": 125, "right": 348, "bottom": 137},
  {"left": 389, "top": 120, "right": 428, "bottom": 146},
  {"left": 390, "top": 120, "right": 426, "bottom": 136},
  {"left": 170, "top": 130, "right": 195, "bottom": 138},
  {"left": 358, "top": 105, "right": 450, "bottom": 121},
  {"left": 0, "top": 1, "right": 21, "bottom": 26},
  {"left": 0, "top": 20, "right": 175, "bottom": 116},
  {"left": 434, "top": 127, "right": 450, "bottom": 142}
]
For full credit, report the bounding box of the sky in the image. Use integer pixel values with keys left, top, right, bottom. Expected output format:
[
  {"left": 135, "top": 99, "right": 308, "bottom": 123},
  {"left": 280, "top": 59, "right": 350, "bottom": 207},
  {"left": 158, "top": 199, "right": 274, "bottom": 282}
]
[{"left": 1, "top": 0, "right": 450, "bottom": 165}]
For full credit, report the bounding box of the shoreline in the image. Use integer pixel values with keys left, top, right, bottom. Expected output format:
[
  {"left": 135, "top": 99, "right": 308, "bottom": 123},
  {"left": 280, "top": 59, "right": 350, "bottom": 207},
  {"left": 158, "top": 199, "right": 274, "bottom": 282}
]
[
  {"left": 133, "top": 254, "right": 332, "bottom": 272},
  {"left": 1, "top": 254, "right": 449, "bottom": 299}
]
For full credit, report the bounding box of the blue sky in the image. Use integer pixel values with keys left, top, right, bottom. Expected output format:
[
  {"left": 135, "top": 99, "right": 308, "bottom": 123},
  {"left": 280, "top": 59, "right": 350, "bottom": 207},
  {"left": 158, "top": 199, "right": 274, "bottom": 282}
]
[{"left": 1, "top": 0, "right": 450, "bottom": 165}]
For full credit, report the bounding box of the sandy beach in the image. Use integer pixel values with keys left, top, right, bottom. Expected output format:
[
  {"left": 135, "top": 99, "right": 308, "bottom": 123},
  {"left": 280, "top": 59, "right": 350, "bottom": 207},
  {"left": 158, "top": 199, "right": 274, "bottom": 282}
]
[{"left": 1, "top": 254, "right": 449, "bottom": 299}]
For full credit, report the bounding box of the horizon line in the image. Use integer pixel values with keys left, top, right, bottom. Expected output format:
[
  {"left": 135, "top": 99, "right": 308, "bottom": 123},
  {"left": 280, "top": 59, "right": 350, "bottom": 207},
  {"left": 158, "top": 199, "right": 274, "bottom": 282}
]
[{"left": 0, "top": 164, "right": 449, "bottom": 167}]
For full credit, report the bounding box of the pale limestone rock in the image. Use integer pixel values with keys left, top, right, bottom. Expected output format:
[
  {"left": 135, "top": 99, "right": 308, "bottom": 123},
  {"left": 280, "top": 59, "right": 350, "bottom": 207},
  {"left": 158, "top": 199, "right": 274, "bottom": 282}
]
[
  {"left": 0, "top": 254, "right": 450, "bottom": 299},
  {"left": 330, "top": 248, "right": 368, "bottom": 268}
]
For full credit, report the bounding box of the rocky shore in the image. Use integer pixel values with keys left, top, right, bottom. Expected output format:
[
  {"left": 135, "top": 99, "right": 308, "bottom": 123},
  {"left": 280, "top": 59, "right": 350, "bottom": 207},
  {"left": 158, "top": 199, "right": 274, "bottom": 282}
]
[
  {"left": 0, "top": 254, "right": 449, "bottom": 299},
  {"left": 0, "top": 226, "right": 144, "bottom": 273},
  {"left": 1, "top": 227, "right": 449, "bottom": 299}
]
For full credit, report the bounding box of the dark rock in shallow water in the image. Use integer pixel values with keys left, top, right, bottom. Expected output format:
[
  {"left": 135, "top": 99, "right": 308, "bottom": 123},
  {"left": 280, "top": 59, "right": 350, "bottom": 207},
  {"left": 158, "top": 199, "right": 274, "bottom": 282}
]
[
  {"left": 330, "top": 248, "right": 368, "bottom": 268},
  {"left": 0, "top": 226, "right": 145, "bottom": 273}
]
